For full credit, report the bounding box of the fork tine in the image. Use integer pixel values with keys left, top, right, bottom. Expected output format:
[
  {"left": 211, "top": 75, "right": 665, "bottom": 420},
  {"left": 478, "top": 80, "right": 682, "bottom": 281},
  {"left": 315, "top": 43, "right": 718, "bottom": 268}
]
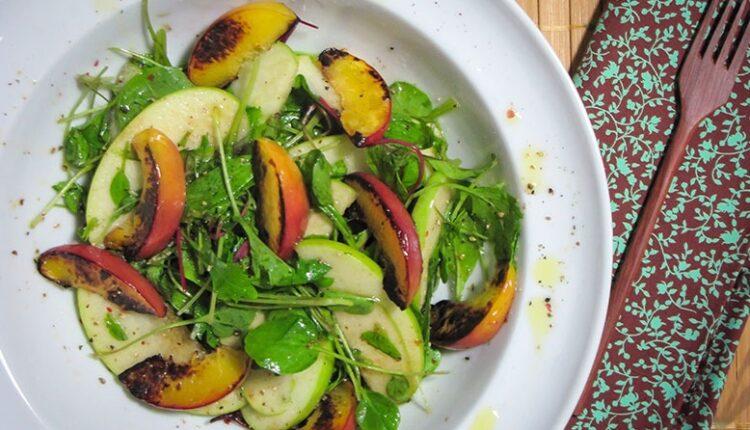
[
  {"left": 729, "top": 6, "right": 750, "bottom": 73},
  {"left": 706, "top": 0, "right": 736, "bottom": 58},
  {"left": 719, "top": 0, "right": 750, "bottom": 64},
  {"left": 690, "top": 0, "right": 723, "bottom": 58}
]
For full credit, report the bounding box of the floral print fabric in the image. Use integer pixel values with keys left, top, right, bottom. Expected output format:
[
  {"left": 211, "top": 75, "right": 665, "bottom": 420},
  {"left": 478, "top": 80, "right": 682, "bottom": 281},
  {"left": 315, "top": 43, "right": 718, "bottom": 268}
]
[{"left": 567, "top": 0, "right": 750, "bottom": 428}]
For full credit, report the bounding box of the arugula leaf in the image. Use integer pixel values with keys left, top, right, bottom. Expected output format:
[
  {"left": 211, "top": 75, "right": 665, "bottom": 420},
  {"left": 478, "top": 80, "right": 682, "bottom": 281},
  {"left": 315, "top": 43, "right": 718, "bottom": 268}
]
[
  {"left": 109, "top": 169, "right": 131, "bottom": 206},
  {"left": 390, "top": 82, "right": 433, "bottom": 118},
  {"left": 185, "top": 156, "right": 254, "bottom": 220},
  {"left": 112, "top": 66, "right": 191, "bottom": 129},
  {"left": 465, "top": 184, "right": 522, "bottom": 261},
  {"left": 386, "top": 375, "right": 411, "bottom": 403},
  {"left": 142, "top": 0, "right": 171, "bottom": 66},
  {"left": 384, "top": 114, "right": 431, "bottom": 148},
  {"left": 244, "top": 310, "right": 321, "bottom": 374},
  {"left": 428, "top": 156, "right": 495, "bottom": 181},
  {"left": 356, "top": 390, "right": 400, "bottom": 430},
  {"left": 366, "top": 145, "right": 420, "bottom": 201},
  {"left": 211, "top": 260, "right": 258, "bottom": 302},
  {"left": 210, "top": 306, "right": 256, "bottom": 338},
  {"left": 104, "top": 313, "right": 128, "bottom": 341},
  {"left": 301, "top": 151, "right": 357, "bottom": 245},
  {"left": 360, "top": 325, "right": 402, "bottom": 360},
  {"left": 52, "top": 181, "right": 85, "bottom": 214},
  {"left": 63, "top": 109, "right": 110, "bottom": 169}
]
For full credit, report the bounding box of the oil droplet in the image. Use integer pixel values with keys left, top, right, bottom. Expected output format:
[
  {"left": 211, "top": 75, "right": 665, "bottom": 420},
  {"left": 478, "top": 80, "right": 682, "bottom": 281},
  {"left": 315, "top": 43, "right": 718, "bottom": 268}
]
[
  {"left": 527, "top": 296, "right": 553, "bottom": 348},
  {"left": 521, "top": 147, "right": 545, "bottom": 195},
  {"left": 470, "top": 407, "right": 499, "bottom": 430},
  {"left": 533, "top": 257, "right": 565, "bottom": 288}
]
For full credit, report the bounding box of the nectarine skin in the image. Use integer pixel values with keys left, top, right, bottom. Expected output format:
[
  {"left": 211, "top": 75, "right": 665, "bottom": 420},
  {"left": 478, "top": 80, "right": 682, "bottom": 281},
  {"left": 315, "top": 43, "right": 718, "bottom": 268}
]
[
  {"left": 253, "top": 138, "right": 310, "bottom": 260},
  {"left": 431, "top": 264, "right": 516, "bottom": 350},
  {"left": 299, "top": 381, "right": 357, "bottom": 430},
  {"left": 119, "top": 347, "right": 248, "bottom": 410},
  {"left": 344, "top": 172, "right": 422, "bottom": 309},
  {"left": 37, "top": 244, "right": 167, "bottom": 317},
  {"left": 104, "top": 128, "right": 185, "bottom": 260},
  {"left": 188, "top": 2, "right": 299, "bottom": 87},
  {"left": 319, "top": 49, "right": 392, "bottom": 147}
]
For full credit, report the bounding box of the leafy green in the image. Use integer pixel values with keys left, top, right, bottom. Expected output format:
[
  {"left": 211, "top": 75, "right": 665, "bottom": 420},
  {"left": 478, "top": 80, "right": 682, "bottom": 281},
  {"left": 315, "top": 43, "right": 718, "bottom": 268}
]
[
  {"left": 185, "top": 156, "right": 254, "bottom": 220},
  {"left": 112, "top": 66, "right": 191, "bottom": 129},
  {"left": 110, "top": 169, "right": 131, "bottom": 206},
  {"left": 360, "top": 325, "right": 402, "bottom": 361},
  {"left": 428, "top": 156, "right": 495, "bottom": 181},
  {"left": 356, "top": 390, "right": 400, "bottom": 430},
  {"left": 366, "top": 145, "right": 420, "bottom": 201},
  {"left": 211, "top": 260, "right": 258, "bottom": 302},
  {"left": 52, "top": 181, "right": 85, "bottom": 214},
  {"left": 142, "top": 0, "right": 171, "bottom": 66},
  {"left": 390, "top": 82, "right": 433, "bottom": 118},
  {"left": 321, "top": 291, "right": 376, "bottom": 315},
  {"left": 301, "top": 151, "right": 357, "bottom": 245},
  {"left": 210, "top": 306, "right": 256, "bottom": 338},
  {"left": 386, "top": 376, "right": 411, "bottom": 403},
  {"left": 244, "top": 310, "right": 321, "bottom": 374},
  {"left": 423, "top": 347, "right": 442, "bottom": 375},
  {"left": 104, "top": 313, "right": 128, "bottom": 341},
  {"left": 63, "top": 110, "right": 110, "bottom": 169}
]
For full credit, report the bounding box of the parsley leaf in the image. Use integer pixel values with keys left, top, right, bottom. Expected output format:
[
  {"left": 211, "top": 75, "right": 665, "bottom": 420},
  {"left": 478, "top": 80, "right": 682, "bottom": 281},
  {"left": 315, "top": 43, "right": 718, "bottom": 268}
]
[{"left": 211, "top": 260, "right": 258, "bottom": 302}]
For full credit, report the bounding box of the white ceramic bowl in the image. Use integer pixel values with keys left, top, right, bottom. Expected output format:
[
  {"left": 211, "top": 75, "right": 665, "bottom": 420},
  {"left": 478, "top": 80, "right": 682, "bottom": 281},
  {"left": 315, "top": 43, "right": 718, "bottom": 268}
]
[{"left": 0, "top": 1, "right": 611, "bottom": 428}]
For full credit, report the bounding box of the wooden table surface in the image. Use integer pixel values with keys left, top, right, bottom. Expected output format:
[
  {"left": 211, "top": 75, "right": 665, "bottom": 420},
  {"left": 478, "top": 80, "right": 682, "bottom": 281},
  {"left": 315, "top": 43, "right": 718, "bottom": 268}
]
[{"left": 513, "top": 0, "right": 750, "bottom": 427}]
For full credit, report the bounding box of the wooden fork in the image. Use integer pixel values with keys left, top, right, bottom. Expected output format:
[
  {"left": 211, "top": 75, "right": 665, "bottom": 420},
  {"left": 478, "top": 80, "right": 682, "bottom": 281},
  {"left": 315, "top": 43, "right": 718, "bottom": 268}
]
[{"left": 574, "top": 0, "right": 750, "bottom": 415}]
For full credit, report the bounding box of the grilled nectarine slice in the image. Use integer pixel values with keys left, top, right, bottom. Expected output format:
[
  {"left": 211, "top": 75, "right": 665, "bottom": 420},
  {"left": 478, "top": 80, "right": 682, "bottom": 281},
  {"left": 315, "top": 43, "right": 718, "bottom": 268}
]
[
  {"left": 299, "top": 381, "right": 357, "bottom": 430},
  {"left": 119, "top": 347, "right": 249, "bottom": 410},
  {"left": 319, "top": 49, "right": 391, "bottom": 146},
  {"left": 104, "top": 128, "right": 185, "bottom": 260},
  {"left": 37, "top": 244, "right": 167, "bottom": 317},
  {"left": 188, "top": 2, "right": 298, "bottom": 87},
  {"left": 253, "top": 137, "right": 310, "bottom": 259},
  {"left": 344, "top": 173, "right": 422, "bottom": 309},
  {"left": 431, "top": 263, "right": 516, "bottom": 350}
]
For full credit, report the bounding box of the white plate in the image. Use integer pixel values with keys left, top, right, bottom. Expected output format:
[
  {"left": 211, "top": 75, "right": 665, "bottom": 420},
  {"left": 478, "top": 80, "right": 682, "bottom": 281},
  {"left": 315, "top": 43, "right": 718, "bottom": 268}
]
[{"left": 0, "top": 1, "right": 611, "bottom": 429}]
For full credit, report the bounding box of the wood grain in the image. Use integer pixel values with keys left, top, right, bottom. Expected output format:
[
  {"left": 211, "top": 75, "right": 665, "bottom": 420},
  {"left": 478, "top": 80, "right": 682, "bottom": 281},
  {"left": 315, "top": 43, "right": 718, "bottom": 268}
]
[{"left": 514, "top": 0, "right": 749, "bottom": 426}]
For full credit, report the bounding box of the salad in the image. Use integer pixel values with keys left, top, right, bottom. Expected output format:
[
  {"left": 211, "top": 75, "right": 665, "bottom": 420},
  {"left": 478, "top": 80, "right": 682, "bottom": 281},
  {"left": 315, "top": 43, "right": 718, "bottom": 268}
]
[{"left": 33, "top": 2, "right": 522, "bottom": 429}]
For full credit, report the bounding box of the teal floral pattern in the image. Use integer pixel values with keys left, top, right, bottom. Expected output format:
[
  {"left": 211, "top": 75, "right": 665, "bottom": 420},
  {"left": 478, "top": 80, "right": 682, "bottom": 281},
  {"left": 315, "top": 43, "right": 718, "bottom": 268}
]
[{"left": 567, "top": 0, "right": 750, "bottom": 428}]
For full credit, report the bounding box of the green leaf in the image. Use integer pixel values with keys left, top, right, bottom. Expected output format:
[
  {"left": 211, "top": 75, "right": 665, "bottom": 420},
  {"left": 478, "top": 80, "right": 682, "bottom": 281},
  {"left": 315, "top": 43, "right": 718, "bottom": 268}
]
[
  {"left": 386, "top": 375, "right": 411, "bottom": 403},
  {"left": 63, "top": 110, "right": 110, "bottom": 169},
  {"left": 185, "top": 156, "right": 254, "bottom": 220},
  {"left": 104, "top": 313, "right": 128, "bottom": 341},
  {"left": 52, "top": 181, "right": 85, "bottom": 214},
  {"left": 360, "top": 325, "right": 402, "bottom": 360},
  {"left": 423, "top": 347, "right": 442, "bottom": 375},
  {"left": 211, "top": 306, "right": 256, "bottom": 338},
  {"left": 356, "top": 390, "right": 400, "bottom": 430},
  {"left": 390, "top": 82, "right": 433, "bottom": 118},
  {"left": 110, "top": 169, "right": 131, "bottom": 206},
  {"left": 112, "top": 66, "right": 192, "bottom": 129},
  {"left": 244, "top": 310, "right": 321, "bottom": 374},
  {"left": 384, "top": 114, "right": 430, "bottom": 148},
  {"left": 211, "top": 260, "right": 258, "bottom": 302},
  {"left": 78, "top": 218, "right": 99, "bottom": 242},
  {"left": 366, "top": 145, "right": 420, "bottom": 201},
  {"left": 427, "top": 156, "right": 495, "bottom": 181}
]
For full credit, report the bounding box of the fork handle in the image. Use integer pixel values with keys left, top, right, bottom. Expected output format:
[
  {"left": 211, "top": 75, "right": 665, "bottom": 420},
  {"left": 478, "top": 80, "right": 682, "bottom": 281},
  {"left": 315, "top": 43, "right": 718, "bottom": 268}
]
[{"left": 574, "top": 118, "right": 697, "bottom": 415}]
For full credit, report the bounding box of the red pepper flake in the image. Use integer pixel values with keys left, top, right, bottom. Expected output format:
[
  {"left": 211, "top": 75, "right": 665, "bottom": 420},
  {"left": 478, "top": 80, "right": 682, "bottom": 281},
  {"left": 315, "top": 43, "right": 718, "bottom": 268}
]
[
  {"left": 93, "top": 59, "right": 100, "bottom": 67},
  {"left": 11, "top": 250, "right": 17, "bottom": 256},
  {"left": 506, "top": 108, "right": 516, "bottom": 119},
  {"left": 106, "top": 307, "right": 113, "bottom": 313}
]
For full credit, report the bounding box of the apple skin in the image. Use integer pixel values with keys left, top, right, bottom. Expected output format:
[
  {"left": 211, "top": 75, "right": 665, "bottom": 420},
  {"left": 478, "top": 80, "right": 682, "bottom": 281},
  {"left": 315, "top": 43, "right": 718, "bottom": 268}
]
[
  {"left": 37, "top": 244, "right": 167, "bottom": 317},
  {"left": 343, "top": 172, "right": 422, "bottom": 309},
  {"left": 253, "top": 137, "right": 310, "bottom": 260},
  {"left": 118, "top": 347, "right": 249, "bottom": 410},
  {"left": 188, "top": 2, "right": 299, "bottom": 87},
  {"left": 431, "top": 263, "right": 516, "bottom": 350},
  {"left": 104, "top": 128, "right": 185, "bottom": 260},
  {"left": 299, "top": 381, "right": 357, "bottom": 430},
  {"left": 319, "top": 48, "right": 392, "bottom": 147}
]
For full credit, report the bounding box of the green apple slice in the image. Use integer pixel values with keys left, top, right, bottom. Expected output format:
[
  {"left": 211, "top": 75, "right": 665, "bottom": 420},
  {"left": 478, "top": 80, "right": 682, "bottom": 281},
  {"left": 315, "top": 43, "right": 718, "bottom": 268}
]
[
  {"left": 296, "top": 54, "right": 342, "bottom": 111},
  {"left": 287, "top": 135, "right": 368, "bottom": 173},
  {"left": 77, "top": 290, "right": 247, "bottom": 415},
  {"left": 411, "top": 172, "right": 454, "bottom": 307},
  {"left": 241, "top": 341, "right": 335, "bottom": 430},
  {"left": 294, "top": 239, "right": 425, "bottom": 402},
  {"left": 304, "top": 180, "right": 358, "bottom": 238},
  {"left": 85, "top": 87, "right": 243, "bottom": 245},
  {"left": 230, "top": 42, "right": 298, "bottom": 120}
]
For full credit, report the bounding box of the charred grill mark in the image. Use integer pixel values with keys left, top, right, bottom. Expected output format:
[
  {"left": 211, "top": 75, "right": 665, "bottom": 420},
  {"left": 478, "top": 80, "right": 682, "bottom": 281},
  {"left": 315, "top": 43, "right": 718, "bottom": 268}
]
[
  {"left": 272, "top": 158, "right": 286, "bottom": 250},
  {"left": 124, "top": 146, "right": 159, "bottom": 258},
  {"left": 192, "top": 18, "right": 245, "bottom": 66},
  {"left": 431, "top": 301, "right": 486, "bottom": 344},
  {"left": 252, "top": 144, "right": 284, "bottom": 251},
  {"left": 107, "top": 287, "right": 153, "bottom": 315},
  {"left": 300, "top": 394, "right": 335, "bottom": 429},
  {"left": 119, "top": 355, "right": 191, "bottom": 404},
  {"left": 210, "top": 411, "right": 249, "bottom": 428},
  {"left": 318, "top": 48, "right": 348, "bottom": 67},
  {"left": 350, "top": 132, "right": 367, "bottom": 147}
]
